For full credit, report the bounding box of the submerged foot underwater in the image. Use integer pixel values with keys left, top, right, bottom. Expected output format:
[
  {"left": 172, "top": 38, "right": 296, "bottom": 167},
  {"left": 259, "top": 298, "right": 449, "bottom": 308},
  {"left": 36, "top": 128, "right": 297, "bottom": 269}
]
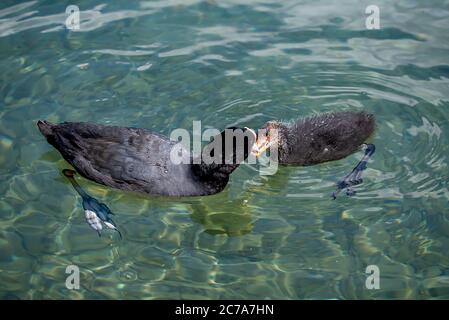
[{"left": 62, "top": 169, "right": 122, "bottom": 239}]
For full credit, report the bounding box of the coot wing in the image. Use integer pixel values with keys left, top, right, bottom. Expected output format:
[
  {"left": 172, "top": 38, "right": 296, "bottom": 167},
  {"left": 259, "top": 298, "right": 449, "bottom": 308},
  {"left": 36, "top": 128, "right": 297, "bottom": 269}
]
[{"left": 43, "top": 122, "right": 183, "bottom": 194}]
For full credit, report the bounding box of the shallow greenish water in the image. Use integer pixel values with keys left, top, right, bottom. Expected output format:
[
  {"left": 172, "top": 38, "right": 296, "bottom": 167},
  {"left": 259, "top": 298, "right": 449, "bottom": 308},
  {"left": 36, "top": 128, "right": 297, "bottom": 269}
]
[{"left": 1, "top": 0, "right": 449, "bottom": 299}]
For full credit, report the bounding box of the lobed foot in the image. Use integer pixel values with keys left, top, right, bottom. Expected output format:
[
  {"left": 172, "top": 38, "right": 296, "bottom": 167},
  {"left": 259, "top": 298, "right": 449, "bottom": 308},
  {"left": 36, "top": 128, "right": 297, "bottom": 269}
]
[
  {"left": 63, "top": 169, "right": 122, "bottom": 239},
  {"left": 83, "top": 194, "right": 122, "bottom": 239},
  {"left": 332, "top": 144, "right": 375, "bottom": 200}
]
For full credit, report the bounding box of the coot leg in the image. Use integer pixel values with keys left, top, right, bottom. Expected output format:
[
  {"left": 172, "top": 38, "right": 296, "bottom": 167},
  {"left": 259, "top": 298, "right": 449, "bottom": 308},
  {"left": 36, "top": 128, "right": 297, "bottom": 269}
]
[
  {"left": 62, "top": 169, "right": 122, "bottom": 239},
  {"left": 332, "top": 144, "right": 375, "bottom": 199}
]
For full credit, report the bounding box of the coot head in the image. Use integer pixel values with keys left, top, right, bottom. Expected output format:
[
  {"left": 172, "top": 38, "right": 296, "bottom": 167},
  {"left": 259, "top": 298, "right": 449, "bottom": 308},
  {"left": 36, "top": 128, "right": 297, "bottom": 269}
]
[{"left": 218, "top": 126, "right": 257, "bottom": 164}]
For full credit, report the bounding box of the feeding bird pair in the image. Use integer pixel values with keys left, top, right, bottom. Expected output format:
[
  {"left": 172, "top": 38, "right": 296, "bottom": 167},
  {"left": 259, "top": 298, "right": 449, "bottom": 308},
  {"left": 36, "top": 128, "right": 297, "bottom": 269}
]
[{"left": 37, "top": 111, "right": 376, "bottom": 238}]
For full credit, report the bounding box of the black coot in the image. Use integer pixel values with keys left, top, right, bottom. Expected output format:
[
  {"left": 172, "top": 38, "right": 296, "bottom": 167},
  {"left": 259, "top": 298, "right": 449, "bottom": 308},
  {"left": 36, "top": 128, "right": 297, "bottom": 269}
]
[
  {"left": 37, "top": 121, "right": 255, "bottom": 197},
  {"left": 252, "top": 111, "right": 376, "bottom": 198}
]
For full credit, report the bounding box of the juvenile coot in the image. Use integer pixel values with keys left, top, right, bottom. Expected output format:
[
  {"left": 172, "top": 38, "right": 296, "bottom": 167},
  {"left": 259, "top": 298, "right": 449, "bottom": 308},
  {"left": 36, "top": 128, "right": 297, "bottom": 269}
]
[
  {"left": 38, "top": 121, "right": 255, "bottom": 197},
  {"left": 252, "top": 112, "right": 376, "bottom": 197}
]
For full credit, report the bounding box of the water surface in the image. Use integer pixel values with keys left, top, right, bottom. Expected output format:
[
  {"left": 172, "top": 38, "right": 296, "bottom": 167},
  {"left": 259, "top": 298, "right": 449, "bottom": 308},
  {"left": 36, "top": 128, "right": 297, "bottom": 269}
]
[{"left": 1, "top": 0, "right": 449, "bottom": 299}]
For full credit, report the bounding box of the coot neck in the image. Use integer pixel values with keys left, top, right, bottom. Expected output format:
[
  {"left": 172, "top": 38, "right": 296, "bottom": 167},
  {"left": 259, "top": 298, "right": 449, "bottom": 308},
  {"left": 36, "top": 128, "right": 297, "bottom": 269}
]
[
  {"left": 190, "top": 162, "right": 238, "bottom": 193},
  {"left": 191, "top": 162, "right": 238, "bottom": 180}
]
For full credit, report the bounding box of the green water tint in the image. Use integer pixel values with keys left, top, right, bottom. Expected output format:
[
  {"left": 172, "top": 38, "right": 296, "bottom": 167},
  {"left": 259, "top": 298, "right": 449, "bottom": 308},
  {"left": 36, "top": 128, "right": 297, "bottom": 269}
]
[{"left": 1, "top": 0, "right": 449, "bottom": 299}]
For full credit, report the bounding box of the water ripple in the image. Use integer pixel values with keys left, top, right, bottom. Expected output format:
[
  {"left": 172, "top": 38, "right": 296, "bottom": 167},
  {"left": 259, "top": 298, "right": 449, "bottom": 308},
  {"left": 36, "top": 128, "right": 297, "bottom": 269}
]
[{"left": 1, "top": 0, "right": 449, "bottom": 300}]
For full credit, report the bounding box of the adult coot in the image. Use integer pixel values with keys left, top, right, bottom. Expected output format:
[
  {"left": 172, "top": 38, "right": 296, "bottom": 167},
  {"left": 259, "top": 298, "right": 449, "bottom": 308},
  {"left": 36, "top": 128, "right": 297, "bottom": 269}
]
[{"left": 37, "top": 121, "right": 256, "bottom": 197}]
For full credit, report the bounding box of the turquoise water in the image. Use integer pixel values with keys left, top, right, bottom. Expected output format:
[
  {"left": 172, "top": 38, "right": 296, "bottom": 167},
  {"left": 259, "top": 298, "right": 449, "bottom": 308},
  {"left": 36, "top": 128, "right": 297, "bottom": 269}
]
[{"left": 1, "top": 0, "right": 449, "bottom": 299}]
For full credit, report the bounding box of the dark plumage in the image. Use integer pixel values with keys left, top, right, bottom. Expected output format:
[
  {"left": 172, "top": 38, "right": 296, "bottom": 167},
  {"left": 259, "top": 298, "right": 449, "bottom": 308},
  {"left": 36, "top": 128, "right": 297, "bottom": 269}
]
[
  {"left": 37, "top": 111, "right": 375, "bottom": 198},
  {"left": 257, "top": 111, "right": 375, "bottom": 165},
  {"left": 37, "top": 121, "right": 255, "bottom": 197}
]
